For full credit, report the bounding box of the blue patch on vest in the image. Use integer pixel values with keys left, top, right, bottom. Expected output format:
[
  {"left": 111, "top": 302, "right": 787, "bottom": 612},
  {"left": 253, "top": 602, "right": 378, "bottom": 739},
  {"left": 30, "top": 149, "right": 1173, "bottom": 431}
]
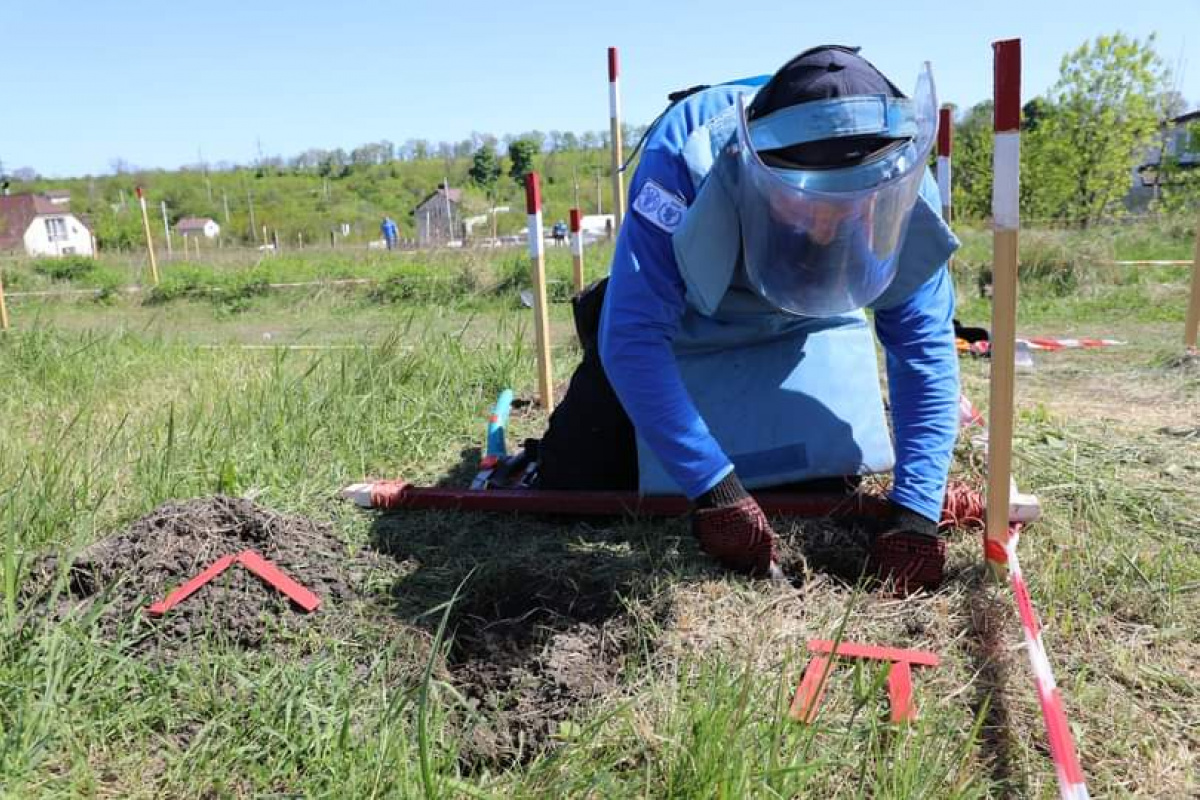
[{"left": 732, "top": 443, "right": 809, "bottom": 481}]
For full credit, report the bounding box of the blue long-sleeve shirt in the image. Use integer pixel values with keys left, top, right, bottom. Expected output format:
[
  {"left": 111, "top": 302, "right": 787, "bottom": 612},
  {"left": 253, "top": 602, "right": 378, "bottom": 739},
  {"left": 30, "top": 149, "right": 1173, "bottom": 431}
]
[{"left": 598, "top": 83, "right": 959, "bottom": 522}]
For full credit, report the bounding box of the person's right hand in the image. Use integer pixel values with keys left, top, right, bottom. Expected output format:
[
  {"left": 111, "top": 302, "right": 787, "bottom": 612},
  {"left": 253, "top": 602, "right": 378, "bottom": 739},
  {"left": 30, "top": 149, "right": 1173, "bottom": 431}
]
[{"left": 691, "top": 472, "right": 779, "bottom": 576}]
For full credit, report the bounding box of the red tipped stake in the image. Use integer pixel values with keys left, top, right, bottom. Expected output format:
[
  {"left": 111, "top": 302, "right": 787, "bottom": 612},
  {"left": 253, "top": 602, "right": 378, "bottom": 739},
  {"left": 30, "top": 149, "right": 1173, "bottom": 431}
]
[
  {"left": 938, "top": 107, "right": 953, "bottom": 156},
  {"left": 993, "top": 39, "right": 1022, "bottom": 132},
  {"left": 524, "top": 171, "right": 542, "bottom": 214}
]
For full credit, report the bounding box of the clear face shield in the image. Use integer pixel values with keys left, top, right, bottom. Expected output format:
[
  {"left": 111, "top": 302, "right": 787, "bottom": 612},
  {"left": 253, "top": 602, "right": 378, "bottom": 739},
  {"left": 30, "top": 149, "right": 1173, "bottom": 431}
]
[{"left": 732, "top": 64, "right": 938, "bottom": 316}]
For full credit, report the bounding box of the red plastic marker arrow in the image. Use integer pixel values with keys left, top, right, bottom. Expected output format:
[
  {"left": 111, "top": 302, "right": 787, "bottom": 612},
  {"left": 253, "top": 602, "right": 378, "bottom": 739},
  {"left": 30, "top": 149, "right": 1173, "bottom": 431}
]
[
  {"left": 237, "top": 550, "right": 321, "bottom": 612},
  {"left": 146, "top": 554, "right": 238, "bottom": 616},
  {"left": 807, "top": 639, "right": 940, "bottom": 667},
  {"left": 790, "top": 656, "right": 834, "bottom": 724},
  {"left": 888, "top": 661, "right": 916, "bottom": 723}
]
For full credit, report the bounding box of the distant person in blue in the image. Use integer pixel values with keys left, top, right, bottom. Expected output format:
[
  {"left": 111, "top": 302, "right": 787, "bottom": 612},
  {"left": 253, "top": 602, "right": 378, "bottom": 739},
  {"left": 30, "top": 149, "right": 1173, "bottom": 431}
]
[
  {"left": 534, "top": 46, "right": 960, "bottom": 592},
  {"left": 381, "top": 216, "right": 399, "bottom": 250},
  {"left": 551, "top": 220, "right": 569, "bottom": 247}
]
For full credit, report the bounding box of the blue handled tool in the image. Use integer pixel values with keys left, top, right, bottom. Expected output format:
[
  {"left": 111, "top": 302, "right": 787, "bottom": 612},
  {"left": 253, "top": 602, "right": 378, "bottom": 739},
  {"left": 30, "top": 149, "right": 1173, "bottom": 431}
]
[{"left": 471, "top": 389, "right": 514, "bottom": 489}]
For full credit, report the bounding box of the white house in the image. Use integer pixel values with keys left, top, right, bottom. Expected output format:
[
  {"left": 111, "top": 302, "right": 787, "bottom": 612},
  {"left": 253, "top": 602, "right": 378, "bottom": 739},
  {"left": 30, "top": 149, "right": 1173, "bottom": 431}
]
[
  {"left": 0, "top": 193, "right": 94, "bottom": 257},
  {"left": 175, "top": 216, "right": 221, "bottom": 238}
]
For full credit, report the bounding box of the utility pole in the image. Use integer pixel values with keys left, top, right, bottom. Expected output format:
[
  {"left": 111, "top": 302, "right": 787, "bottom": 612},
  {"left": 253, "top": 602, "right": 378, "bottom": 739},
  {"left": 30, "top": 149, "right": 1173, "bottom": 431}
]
[
  {"left": 247, "top": 189, "right": 257, "bottom": 242},
  {"left": 222, "top": 190, "right": 231, "bottom": 224},
  {"left": 442, "top": 176, "right": 454, "bottom": 243}
]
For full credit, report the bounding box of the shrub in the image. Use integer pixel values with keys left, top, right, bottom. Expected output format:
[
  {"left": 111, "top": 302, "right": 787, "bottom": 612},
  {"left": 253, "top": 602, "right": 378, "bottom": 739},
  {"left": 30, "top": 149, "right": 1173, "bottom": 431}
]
[{"left": 31, "top": 255, "right": 95, "bottom": 282}]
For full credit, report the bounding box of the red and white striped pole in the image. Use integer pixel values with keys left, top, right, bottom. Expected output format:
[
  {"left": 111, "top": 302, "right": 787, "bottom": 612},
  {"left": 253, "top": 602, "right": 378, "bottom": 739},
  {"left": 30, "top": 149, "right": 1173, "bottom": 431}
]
[
  {"left": 608, "top": 47, "right": 625, "bottom": 233},
  {"left": 986, "top": 40, "right": 1021, "bottom": 582},
  {"left": 569, "top": 208, "right": 585, "bottom": 293},
  {"left": 937, "top": 106, "right": 953, "bottom": 224},
  {"left": 135, "top": 185, "right": 161, "bottom": 286},
  {"left": 990, "top": 38, "right": 1090, "bottom": 800},
  {"left": 525, "top": 172, "right": 554, "bottom": 407}
]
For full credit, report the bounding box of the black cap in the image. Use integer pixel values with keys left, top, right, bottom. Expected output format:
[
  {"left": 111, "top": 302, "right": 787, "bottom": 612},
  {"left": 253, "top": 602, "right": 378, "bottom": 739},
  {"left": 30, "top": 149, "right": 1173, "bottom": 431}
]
[{"left": 749, "top": 45, "right": 907, "bottom": 168}]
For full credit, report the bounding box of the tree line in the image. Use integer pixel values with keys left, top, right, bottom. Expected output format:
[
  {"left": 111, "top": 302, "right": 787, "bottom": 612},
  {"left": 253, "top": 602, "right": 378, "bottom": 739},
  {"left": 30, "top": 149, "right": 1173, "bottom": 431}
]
[{"left": 7, "top": 33, "right": 1197, "bottom": 251}]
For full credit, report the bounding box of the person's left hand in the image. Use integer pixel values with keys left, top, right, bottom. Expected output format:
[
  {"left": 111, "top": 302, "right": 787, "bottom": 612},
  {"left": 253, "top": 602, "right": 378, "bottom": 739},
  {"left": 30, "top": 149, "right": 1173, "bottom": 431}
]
[{"left": 869, "top": 502, "right": 946, "bottom": 593}]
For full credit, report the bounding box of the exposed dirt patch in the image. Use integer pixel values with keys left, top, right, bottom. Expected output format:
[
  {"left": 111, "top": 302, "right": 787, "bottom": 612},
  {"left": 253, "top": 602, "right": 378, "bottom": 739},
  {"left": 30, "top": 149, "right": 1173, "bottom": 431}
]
[
  {"left": 371, "top": 512, "right": 668, "bottom": 769},
  {"left": 774, "top": 516, "right": 878, "bottom": 584},
  {"left": 25, "top": 496, "right": 409, "bottom": 658}
]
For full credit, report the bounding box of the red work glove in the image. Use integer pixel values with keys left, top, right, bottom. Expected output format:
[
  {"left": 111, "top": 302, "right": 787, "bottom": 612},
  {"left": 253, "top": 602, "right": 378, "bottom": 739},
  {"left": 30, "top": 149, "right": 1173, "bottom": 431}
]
[
  {"left": 869, "top": 502, "right": 947, "bottom": 594},
  {"left": 692, "top": 472, "right": 779, "bottom": 577}
]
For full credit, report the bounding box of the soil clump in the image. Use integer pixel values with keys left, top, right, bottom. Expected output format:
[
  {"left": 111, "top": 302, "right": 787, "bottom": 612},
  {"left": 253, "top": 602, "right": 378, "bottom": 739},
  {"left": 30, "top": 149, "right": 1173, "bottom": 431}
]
[{"left": 26, "top": 496, "right": 405, "bottom": 657}]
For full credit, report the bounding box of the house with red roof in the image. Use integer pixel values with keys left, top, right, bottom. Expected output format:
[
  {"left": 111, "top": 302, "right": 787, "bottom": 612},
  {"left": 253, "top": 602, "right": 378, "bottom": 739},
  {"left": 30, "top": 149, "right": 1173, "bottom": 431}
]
[{"left": 0, "top": 193, "right": 94, "bottom": 257}]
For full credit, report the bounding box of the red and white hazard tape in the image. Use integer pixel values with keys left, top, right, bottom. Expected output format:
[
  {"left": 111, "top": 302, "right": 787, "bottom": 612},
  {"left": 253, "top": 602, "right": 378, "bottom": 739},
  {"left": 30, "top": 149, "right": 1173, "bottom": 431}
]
[
  {"left": 1022, "top": 337, "right": 1123, "bottom": 352},
  {"left": 998, "top": 526, "right": 1090, "bottom": 799}
]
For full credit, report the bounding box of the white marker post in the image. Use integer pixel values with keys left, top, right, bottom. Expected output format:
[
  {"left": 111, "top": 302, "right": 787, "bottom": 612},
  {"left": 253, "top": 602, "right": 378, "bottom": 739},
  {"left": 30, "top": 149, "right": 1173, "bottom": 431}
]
[
  {"left": 135, "top": 186, "right": 161, "bottom": 286},
  {"left": 1185, "top": 209, "right": 1200, "bottom": 352},
  {"left": 525, "top": 172, "right": 554, "bottom": 407},
  {"left": 161, "top": 200, "right": 173, "bottom": 256},
  {"left": 570, "top": 207, "right": 585, "bottom": 293},
  {"left": 986, "top": 39, "right": 1021, "bottom": 582},
  {"left": 937, "top": 106, "right": 953, "bottom": 224},
  {"left": 608, "top": 47, "right": 625, "bottom": 232}
]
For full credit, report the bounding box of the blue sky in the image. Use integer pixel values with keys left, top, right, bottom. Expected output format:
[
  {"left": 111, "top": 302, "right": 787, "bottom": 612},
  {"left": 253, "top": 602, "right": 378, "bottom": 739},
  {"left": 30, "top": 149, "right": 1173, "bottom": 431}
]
[{"left": 3, "top": 0, "right": 1197, "bottom": 177}]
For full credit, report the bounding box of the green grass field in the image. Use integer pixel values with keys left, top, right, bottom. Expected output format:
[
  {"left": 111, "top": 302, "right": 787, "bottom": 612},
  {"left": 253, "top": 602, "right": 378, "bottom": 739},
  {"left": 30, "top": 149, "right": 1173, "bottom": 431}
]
[{"left": 2, "top": 228, "right": 1198, "bottom": 798}]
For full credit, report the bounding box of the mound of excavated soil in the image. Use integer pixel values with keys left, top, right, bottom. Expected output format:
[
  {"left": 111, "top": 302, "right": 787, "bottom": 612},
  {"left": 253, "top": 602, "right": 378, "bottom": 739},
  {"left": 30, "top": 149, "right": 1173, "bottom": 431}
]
[{"left": 27, "top": 496, "right": 405, "bottom": 656}]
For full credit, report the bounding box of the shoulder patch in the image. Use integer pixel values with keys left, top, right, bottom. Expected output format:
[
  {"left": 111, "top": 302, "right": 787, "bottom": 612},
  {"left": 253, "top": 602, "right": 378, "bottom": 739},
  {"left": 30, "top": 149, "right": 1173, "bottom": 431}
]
[{"left": 632, "top": 179, "right": 686, "bottom": 234}]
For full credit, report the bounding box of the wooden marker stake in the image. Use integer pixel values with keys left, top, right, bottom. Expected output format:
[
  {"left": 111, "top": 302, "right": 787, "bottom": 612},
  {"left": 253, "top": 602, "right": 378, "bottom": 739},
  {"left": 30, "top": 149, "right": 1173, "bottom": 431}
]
[
  {"left": 986, "top": 39, "right": 1022, "bottom": 581},
  {"left": 136, "top": 186, "right": 160, "bottom": 285},
  {"left": 1185, "top": 209, "right": 1200, "bottom": 352},
  {"left": 0, "top": 268, "right": 10, "bottom": 331},
  {"left": 161, "top": 200, "right": 173, "bottom": 256},
  {"left": 937, "top": 106, "right": 953, "bottom": 224},
  {"left": 608, "top": 47, "right": 625, "bottom": 232},
  {"left": 569, "top": 207, "right": 585, "bottom": 293},
  {"left": 525, "top": 173, "right": 555, "bottom": 407}
]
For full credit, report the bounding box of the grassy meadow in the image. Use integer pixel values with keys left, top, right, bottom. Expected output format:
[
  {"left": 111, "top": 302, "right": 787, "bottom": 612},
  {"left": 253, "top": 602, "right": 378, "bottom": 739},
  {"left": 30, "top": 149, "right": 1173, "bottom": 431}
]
[{"left": 1, "top": 222, "right": 1198, "bottom": 797}]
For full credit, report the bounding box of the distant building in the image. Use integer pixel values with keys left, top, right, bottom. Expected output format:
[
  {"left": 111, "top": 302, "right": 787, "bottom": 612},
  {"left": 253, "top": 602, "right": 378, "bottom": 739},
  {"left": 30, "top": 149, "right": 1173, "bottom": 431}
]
[
  {"left": 0, "top": 193, "right": 94, "bottom": 257},
  {"left": 175, "top": 216, "right": 221, "bottom": 239},
  {"left": 413, "top": 182, "right": 462, "bottom": 246},
  {"left": 1131, "top": 109, "right": 1200, "bottom": 207},
  {"left": 43, "top": 189, "right": 71, "bottom": 206}
]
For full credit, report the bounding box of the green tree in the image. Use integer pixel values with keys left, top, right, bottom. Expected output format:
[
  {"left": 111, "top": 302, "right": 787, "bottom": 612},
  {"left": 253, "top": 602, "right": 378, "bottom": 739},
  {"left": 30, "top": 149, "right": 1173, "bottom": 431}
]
[
  {"left": 1037, "top": 32, "right": 1168, "bottom": 224},
  {"left": 468, "top": 144, "right": 502, "bottom": 194},
  {"left": 950, "top": 101, "right": 994, "bottom": 220},
  {"left": 507, "top": 139, "right": 538, "bottom": 185}
]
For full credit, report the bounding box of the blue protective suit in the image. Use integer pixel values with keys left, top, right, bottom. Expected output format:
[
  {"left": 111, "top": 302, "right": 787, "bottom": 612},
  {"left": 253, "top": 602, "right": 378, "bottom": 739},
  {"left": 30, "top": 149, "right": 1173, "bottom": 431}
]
[{"left": 598, "top": 80, "right": 960, "bottom": 522}]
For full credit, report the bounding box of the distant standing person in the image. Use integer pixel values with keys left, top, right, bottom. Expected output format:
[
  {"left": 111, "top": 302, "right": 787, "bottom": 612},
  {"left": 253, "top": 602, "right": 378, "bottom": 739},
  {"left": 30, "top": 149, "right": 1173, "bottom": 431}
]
[
  {"left": 381, "top": 216, "right": 399, "bottom": 250},
  {"left": 552, "top": 220, "right": 568, "bottom": 246}
]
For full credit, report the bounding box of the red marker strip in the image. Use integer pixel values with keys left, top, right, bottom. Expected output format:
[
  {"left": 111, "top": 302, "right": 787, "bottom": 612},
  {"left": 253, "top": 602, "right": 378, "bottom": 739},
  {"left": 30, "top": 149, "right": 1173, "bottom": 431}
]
[
  {"left": 237, "top": 550, "right": 321, "bottom": 612},
  {"left": 146, "top": 554, "right": 238, "bottom": 616},
  {"left": 938, "top": 107, "right": 952, "bottom": 156},
  {"left": 888, "top": 661, "right": 916, "bottom": 723},
  {"left": 807, "top": 639, "right": 940, "bottom": 667},
  {"left": 790, "top": 656, "right": 833, "bottom": 723},
  {"left": 993, "top": 39, "right": 1021, "bottom": 132},
  {"left": 569, "top": 208, "right": 582, "bottom": 232},
  {"left": 524, "top": 172, "right": 541, "bottom": 214},
  {"left": 607, "top": 47, "right": 619, "bottom": 82}
]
